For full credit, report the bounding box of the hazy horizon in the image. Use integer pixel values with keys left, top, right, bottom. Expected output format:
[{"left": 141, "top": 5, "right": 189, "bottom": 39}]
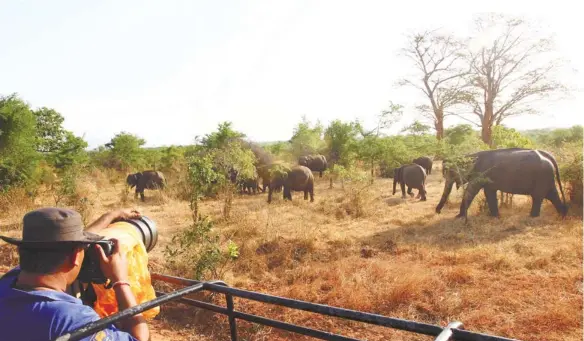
[{"left": 1, "top": 1, "right": 582, "bottom": 149}]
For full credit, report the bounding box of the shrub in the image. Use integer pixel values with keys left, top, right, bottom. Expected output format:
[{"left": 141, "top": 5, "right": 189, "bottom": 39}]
[
  {"left": 163, "top": 215, "right": 239, "bottom": 280},
  {"left": 559, "top": 143, "right": 583, "bottom": 211}
]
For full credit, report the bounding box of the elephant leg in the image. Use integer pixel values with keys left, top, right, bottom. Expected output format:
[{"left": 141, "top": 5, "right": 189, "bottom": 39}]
[
  {"left": 484, "top": 188, "right": 499, "bottom": 217},
  {"left": 545, "top": 188, "right": 567, "bottom": 217},
  {"left": 134, "top": 189, "right": 139, "bottom": 199},
  {"left": 407, "top": 186, "right": 414, "bottom": 196},
  {"left": 416, "top": 186, "right": 426, "bottom": 201},
  {"left": 304, "top": 189, "right": 308, "bottom": 200},
  {"left": 140, "top": 190, "right": 145, "bottom": 202},
  {"left": 530, "top": 196, "right": 544, "bottom": 217},
  {"left": 267, "top": 188, "right": 273, "bottom": 203},
  {"left": 400, "top": 182, "right": 406, "bottom": 199},
  {"left": 456, "top": 184, "right": 482, "bottom": 218},
  {"left": 309, "top": 183, "right": 314, "bottom": 202}
]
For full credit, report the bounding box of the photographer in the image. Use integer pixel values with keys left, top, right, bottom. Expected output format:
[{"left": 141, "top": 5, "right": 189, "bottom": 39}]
[{"left": 0, "top": 207, "right": 151, "bottom": 341}]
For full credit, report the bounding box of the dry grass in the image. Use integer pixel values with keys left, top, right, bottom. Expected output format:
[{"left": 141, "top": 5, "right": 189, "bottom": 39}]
[{"left": 0, "top": 162, "right": 582, "bottom": 341}]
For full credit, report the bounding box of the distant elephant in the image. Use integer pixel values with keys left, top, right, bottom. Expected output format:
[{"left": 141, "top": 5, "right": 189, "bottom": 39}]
[
  {"left": 238, "top": 177, "right": 260, "bottom": 195},
  {"left": 268, "top": 165, "right": 314, "bottom": 203},
  {"left": 435, "top": 148, "right": 567, "bottom": 218},
  {"left": 412, "top": 156, "right": 433, "bottom": 175},
  {"left": 298, "top": 154, "right": 328, "bottom": 177},
  {"left": 393, "top": 164, "right": 427, "bottom": 201},
  {"left": 126, "top": 170, "right": 166, "bottom": 201}
]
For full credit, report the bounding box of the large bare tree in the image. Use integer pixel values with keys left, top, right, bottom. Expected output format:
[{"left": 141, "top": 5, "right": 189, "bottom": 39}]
[
  {"left": 463, "top": 14, "right": 567, "bottom": 146},
  {"left": 398, "top": 30, "right": 470, "bottom": 140}
]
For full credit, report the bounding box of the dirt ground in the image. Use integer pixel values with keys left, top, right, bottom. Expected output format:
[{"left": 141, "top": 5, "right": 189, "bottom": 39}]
[{"left": 0, "top": 162, "right": 582, "bottom": 341}]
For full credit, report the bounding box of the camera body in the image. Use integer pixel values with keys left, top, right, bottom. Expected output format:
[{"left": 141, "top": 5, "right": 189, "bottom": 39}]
[
  {"left": 78, "top": 239, "right": 115, "bottom": 284},
  {"left": 76, "top": 216, "right": 157, "bottom": 285}
]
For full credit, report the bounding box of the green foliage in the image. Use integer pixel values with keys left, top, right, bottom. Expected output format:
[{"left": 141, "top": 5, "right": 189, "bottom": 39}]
[
  {"left": 324, "top": 120, "right": 360, "bottom": 167},
  {"left": 186, "top": 154, "right": 221, "bottom": 218},
  {"left": 492, "top": 125, "right": 534, "bottom": 149},
  {"left": 290, "top": 116, "right": 325, "bottom": 158},
  {"left": 326, "top": 164, "right": 367, "bottom": 186},
  {"left": 104, "top": 132, "right": 146, "bottom": 171},
  {"left": 199, "top": 121, "right": 245, "bottom": 150},
  {"left": 402, "top": 120, "right": 432, "bottom": 136},
  {"left": 159, "top": 146, "right": 186, "bottom": 174},
  {"left": 164, "top": 216, "right": 238, "bottom": 280},
  {"left": 264, "top": 141, "right": 289, "bottom": 158},
  {"left": 554, "top": 142, "right": 583, "bottom": 210},
  {"left": 439, "top": 124, "right": 489, "bottom": 159},
  {"left": 0, "top": 94, "right": 39, "bottom": 189},
  {"left": 33, "top": 107, "right": 88, "bottom": 169},
  {"left": 444, "top": 124, "right": 476, "bottom": 145},
  {"left": 525, "top": 126, "right": 583, "bottom": 148}
]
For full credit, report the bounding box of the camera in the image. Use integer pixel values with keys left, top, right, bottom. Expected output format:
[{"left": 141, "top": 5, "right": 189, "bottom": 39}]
[
  {"left": 77, "top": 240, "right": 115, "bottom": 284},
  {"left": 77, "top": 216, "right": 158, "bottom": 285}
]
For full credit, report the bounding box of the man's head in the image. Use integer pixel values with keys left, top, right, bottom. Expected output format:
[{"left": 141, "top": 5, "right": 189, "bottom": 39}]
[{"left": 0, "top": 207, "right": 104, "bottom": 283}]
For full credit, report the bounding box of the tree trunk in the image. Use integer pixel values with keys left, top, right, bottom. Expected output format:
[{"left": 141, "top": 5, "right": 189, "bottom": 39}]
[
  {"left": 370, "top": 161, "right": 374, "bottom": 184},
  {"left": 481, "top": 101, "right": 494, "bottom": 147},
  {"left": 434, "top": 110, "right": 444, "bottom": 140},
  {"left": 481, "top": 124, "right": 493, "bottom": 147}
]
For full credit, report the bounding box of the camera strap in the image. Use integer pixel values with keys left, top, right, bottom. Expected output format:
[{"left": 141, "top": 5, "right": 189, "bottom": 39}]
[{"left": 80, "top": 282, "right": 98, "bottom": 307}]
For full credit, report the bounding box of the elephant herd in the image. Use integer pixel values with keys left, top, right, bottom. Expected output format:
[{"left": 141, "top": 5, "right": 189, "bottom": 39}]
[
  {"left": 391, "top": 148, "right": 568, "bottom": 219},
  {"left": 125, "top": 148, "right": 568, "bottom": 219}
]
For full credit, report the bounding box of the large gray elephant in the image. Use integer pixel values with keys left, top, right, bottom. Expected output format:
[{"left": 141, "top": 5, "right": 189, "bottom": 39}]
[
  {"left": 412, "top": 156, "right": 433, "bottom": 175},
  {"left": 268, "top": 165, "right": 314, "bottom": 203},
  {"left": 298, "top": 154, "right": 328, "bottom": 177},
  {"left": 435, "top": 148, "right": 567, "bottom": 218},
  {"left": 393, "top": 164, "right": 427, "bottom": 201},
  {"left": 126, "top": 170, "right": 166, "bottom": 201}
]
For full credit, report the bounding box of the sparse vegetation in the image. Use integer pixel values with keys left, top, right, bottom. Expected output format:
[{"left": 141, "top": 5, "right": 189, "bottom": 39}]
[{"left": 1, "top": 12, "right": 582, "bottom": 341}]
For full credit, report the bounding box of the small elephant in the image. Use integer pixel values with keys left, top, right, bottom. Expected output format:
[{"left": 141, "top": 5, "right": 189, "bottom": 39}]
[
  {"left": 126, "top": 170, "right": 166, "bottom": 201},
  {"left": 412, "top": 156, "right": 433, "bottom": 175},
  {"left": 298, "top": 154, "right": 328, "bottom": 177},
  {"left": 393, "top": 164, "right": 427, "bottom": 201},
  {"left": 238, "top": 177, "right": 260, "bottom": 195},
  {"left": 268, "top": 165, "right": 314, "bottom": 203}
]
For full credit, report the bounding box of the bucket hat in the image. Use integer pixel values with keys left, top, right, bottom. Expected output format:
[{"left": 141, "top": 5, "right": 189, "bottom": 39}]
[{"left": 0, "top": 207, "right": 103, "bottom": 248}]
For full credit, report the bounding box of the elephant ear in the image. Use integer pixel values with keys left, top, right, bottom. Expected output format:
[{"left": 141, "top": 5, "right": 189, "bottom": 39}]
[{"left": 270, "top": 164, "right": 290, "bottom": 180}]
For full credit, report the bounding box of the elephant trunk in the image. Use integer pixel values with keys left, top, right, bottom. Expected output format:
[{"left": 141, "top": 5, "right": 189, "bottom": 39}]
[{"left": 436, "top": 178, "right": 455, "bottom": 213}]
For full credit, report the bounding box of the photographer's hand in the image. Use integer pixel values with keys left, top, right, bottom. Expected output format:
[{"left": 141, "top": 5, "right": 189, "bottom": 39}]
[
  {"left": 96, "top": 238, "right": 150, "bottom": 341},
  {"left": 95, "top": 238, "right": 128, "bottom": 283}
]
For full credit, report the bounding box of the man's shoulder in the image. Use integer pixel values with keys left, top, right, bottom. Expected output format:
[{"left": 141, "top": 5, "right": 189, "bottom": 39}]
[{"left": 50, "top": 301, "right": 139, "bottom": 341}]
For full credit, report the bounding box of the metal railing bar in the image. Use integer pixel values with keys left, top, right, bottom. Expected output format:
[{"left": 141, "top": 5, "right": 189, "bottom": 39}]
[
  {"left": 434, "top": 321, "right": 463, "bottom": 341},
  {"left": 149, "top": 275, "right": 522, "bottom": 341},
  {"left": 52, "top": 282, "right": 205, "bottom": 341},
  {"left": 226, "top": 293, "right": 238, "bottom": 341},
  {"left": 232, "top": 310, "right": 362, "bottom": 341},
  {"left": 154, "top": 290, "right": 228, "bottom": 315},
  {"left": 152, "top": 273, "right": 206, "bottom": 286},
  {"left": 203, "top": 282, "right": 443, "bottom": 336},
  {"left": 451, "top": 329, "right": 521, "bottom": 341}
]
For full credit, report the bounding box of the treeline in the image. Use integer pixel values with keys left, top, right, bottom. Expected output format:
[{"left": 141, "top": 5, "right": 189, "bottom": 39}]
[{"left": 1, "top": 93, "right": 582, "bottom": 210}]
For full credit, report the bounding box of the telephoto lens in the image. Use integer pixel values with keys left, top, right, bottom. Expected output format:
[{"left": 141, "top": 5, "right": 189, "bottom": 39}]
[{"left": 77, "top": 216, "right": 158, "bottom": 284}]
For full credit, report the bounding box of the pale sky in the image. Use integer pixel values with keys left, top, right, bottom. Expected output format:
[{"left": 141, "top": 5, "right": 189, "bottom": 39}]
[{"left": 1, "top": 0, "right": 582, "bottom": 148}]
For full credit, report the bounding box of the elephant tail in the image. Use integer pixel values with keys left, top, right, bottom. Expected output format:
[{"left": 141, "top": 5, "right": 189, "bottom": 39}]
[{"left": 539, "top": 150, "right": 567, "bottom": 208}]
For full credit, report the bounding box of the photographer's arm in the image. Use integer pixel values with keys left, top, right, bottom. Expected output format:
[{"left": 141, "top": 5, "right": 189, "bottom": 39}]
[
  {"left": 86, "top": 209, "right": 141, "bottom": 234},
  {"left": 113, "top": 284, "right": 150, "bottom": 341},
  {"left": 96, "top": 239, "right": 150, "bottom": 341}
]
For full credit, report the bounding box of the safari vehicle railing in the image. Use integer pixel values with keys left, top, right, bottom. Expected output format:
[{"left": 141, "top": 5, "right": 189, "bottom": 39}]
[{"left": 54, "top": 273, "right": 521, "bottom": 341}]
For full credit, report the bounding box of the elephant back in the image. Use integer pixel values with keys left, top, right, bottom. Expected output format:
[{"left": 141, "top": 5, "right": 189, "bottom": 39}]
[
  {"left": 402, "top": 164, "right": 426, "bottom": 185},
  {"left": 287, "top": 166, "right": 314, "bottom": 191}
]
